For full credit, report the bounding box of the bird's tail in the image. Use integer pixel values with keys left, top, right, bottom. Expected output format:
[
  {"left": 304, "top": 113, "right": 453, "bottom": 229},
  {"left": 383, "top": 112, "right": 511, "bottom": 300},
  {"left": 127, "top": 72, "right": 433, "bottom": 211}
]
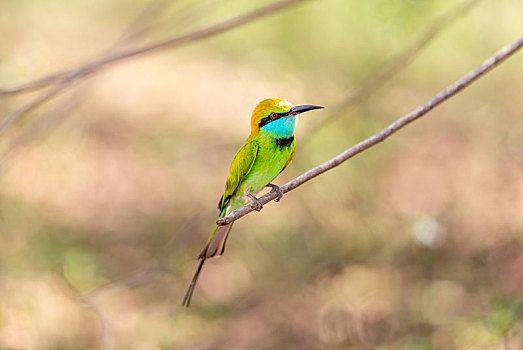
[
  {"left": 182, "top": 220, "right": 234, "bottom": 307},
  {"left": 181, "top": 258, "right": 206, "bottom": 307},
  {"left": 198, "top": 222, "right": 234, "bottom": 259}
]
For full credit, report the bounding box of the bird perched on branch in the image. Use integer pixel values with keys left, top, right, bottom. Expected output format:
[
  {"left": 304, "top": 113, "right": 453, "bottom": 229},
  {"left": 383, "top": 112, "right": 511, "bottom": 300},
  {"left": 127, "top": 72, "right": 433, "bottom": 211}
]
[{"left": 182, "top": 98, "right": 323, "bottom": 306}]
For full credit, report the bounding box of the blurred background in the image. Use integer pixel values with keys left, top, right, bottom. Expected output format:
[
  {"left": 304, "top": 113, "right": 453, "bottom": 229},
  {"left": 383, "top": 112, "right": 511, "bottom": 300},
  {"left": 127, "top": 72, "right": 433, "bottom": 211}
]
[{"left": 1, "top": 0, "right": 523, "bottom": 349}]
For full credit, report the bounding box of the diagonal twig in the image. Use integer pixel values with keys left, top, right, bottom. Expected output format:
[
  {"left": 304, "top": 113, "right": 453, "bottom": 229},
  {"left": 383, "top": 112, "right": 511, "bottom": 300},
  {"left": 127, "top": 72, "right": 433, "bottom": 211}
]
[
  {"left": 0, "top": 0, "right": 305, "bottom": 97},
  {"left": 0, "top": 0, "right": 307, "bottom": 145},
  {"left": 217, "top": 33, "right": 523, "bottom": 226},
  {"left": 303, "top": 0, "right": 484, "bottom": 141},
  {"left": 112, "top": 0, "right": 172, "bottom": 46},
  {"left": 54, "top": 265, "right": 115, "bottom": 350},
  {"left": 0, "top": 83, "right": 88, "bottom": 170},
  {"left": 0, "top": 78, "right": 79, "bottom": 138},
  {"left": 0, "top": 0, "right": 172, "bottom": 145}
]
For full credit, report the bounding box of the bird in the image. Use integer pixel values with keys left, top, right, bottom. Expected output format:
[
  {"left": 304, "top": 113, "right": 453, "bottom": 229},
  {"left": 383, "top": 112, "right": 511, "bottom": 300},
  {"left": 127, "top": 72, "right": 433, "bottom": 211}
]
[{"left": 182, "top": 98, "right": 323, "bottom": 306}]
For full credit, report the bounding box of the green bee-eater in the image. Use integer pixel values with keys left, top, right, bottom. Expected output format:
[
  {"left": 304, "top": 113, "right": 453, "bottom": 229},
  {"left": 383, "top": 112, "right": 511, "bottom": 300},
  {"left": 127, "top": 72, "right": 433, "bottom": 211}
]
[{"left": 182, "top": 98, "right": 323, "bottom": 306}]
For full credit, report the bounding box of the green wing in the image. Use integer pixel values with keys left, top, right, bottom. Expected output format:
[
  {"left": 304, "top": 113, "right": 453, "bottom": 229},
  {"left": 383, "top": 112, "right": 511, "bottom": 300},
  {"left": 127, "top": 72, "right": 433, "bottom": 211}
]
[{"left": 218, "top": 138, "right": 258, "bottom": 212}]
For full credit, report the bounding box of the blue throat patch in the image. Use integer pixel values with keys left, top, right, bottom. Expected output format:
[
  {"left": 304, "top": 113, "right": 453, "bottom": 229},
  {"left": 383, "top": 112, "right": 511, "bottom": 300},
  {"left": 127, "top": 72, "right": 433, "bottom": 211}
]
[{"left": 260, "top": 115, "right": 299, "bottom": 137}]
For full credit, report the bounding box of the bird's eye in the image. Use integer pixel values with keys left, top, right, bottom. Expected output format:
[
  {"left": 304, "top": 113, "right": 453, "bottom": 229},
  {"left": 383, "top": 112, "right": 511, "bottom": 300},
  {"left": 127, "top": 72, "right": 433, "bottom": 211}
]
[{"left": 270, "top": 112, "right": 277, "bottom": 120}]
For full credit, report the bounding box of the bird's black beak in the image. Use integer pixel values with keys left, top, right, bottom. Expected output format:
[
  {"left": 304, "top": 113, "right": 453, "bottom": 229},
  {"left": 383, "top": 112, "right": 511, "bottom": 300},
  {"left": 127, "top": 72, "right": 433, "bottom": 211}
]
[{"left": 291, "top": 105, "right": 324, "bottom": 115}]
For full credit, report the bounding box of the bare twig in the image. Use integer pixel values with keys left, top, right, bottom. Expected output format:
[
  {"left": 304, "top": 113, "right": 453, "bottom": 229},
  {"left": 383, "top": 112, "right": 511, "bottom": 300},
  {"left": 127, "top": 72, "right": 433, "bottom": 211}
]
[
  {"left": 0, "top": 78, "right": 79, "bottom": 138},
  {"left": 0, "top": 0, "right": 173, "bottom": 166},
  {"left": 0, "top": 0, "right": 169, "bottom": 98},
  {"left": 55, "top": 266, "right": 115, "bottom": 350},
  {"left": 0, "top": 83, "right": 87, "bottom": 170},
  {"left": 0, "top": 0, "right": 305, "bottom": 97},
  {"left": 217, "top": 33, "right": 523, "bottom": 226},
  {"left": 113, "top": 0, "right": 171, "bottom": 46},
  {"left": 304, "top": 0, "right": 483, "bottom": 140},
  {"left": 0, "top": 0, "right": 199, "bottom": 166},
  {"left": 0, "top": 0, "right": 306, "bottom": 147},
  {"left": 77, "top": 298, "right": 116, "bottom": 350},
  {"left": 82, "top": 267, "right": 165, "bottom": 301}
]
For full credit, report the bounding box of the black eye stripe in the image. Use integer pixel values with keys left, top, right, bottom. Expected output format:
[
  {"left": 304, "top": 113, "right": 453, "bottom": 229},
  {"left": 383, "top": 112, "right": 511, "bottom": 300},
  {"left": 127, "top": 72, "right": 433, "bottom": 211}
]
[
  {"left": 258, "top": 108, "right": 294, "bottom": 128},
  {"left": 259, "top": 113, "right": 283, "bottom": 127},
  {"left": 259, "top": 115, "right": 276, "bottom": 128}
]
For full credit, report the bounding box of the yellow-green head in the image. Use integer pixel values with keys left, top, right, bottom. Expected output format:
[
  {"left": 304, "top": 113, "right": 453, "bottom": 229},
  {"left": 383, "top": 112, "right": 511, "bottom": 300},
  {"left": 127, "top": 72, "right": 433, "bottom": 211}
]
[{"left": 250, "top": 98, "right": 323, "bottom": 137}]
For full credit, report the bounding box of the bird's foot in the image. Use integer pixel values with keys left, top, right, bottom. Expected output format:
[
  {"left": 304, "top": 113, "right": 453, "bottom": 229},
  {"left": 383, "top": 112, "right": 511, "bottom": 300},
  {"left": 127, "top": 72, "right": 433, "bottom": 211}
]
[
  {"left": 266, "top": 183, "right": 283, "bottom": 202},
  {"left": 247, "top": 193, "right": 263, "bottom": 211}
]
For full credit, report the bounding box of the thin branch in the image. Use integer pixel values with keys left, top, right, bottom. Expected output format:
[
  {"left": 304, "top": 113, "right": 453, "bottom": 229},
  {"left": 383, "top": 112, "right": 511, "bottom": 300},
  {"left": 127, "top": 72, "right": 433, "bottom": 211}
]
[
  {"left": 77, "top": 298, "right": 116, "bottom": 350},
  {"left": 0, "top": 0, "right": 169, "bottom": 98},
  {"left": 0, "top": 83, "right": 88, "bottom": 170},
  {"left": 0, "top": 0, "right": 216, "bottom": 164},
  {"left": 217, "top": 33, "right": 523, "bottom": 226},
  {"left": 55, "top": 266, "right": 115, "bottom": 350},
  {"left": 0, "top": 0, "right": 305, "bottom": 97},
  {"left": 0, "top": 71, "right": 70, "bottom": 97},
  {"left": 303, "top": 0, "right": 483, "bottom": 140},
  {"left": 0, "top": 0, "right": 173, "bottom": 149},
  {"left": 0, "top": 78, "right": 80, "bottom": 139},
  {"left": 82, "top": 267, "right": 165, "bottom": 301},
  {"left": 112, "top": 0, "right": 171, "bottom": 46},
  {"left": 0, "top": 0, "right": 306, "bottom": 145}
]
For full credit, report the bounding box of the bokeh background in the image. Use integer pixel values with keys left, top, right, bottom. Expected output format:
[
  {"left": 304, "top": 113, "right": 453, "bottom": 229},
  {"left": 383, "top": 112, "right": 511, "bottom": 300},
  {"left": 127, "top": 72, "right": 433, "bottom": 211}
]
[{"left": 1, "top": 0, "right": 523, "bottom": 349}]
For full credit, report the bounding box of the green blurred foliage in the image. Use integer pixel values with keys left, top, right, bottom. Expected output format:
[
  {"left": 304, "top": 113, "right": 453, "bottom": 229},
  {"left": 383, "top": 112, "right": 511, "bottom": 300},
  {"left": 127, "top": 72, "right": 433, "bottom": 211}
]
[{"left": 1, "top": 0, "right": 523, "bottom": 349}]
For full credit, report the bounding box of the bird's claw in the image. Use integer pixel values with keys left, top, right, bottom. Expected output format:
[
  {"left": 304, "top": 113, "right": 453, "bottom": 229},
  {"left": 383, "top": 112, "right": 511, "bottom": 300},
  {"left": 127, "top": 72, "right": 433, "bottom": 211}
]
[
  {"left": 247, "top": 194, "right": 263, "bottom": 211},
  {"left": 266, "top": 183, "right": 283, "bottom": 202}
]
